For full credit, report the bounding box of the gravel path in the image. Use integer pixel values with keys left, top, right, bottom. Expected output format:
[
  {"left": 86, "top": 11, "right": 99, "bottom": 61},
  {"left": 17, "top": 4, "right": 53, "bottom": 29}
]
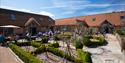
[
  {"left": 58, "top": 46, "right": 77, "bottom": 58},
  {"left": 21, "top": 46, "right": 36, "bottom": 52},
  {"left": 37, "top": 52, "right": 73, "bottom": 63}
]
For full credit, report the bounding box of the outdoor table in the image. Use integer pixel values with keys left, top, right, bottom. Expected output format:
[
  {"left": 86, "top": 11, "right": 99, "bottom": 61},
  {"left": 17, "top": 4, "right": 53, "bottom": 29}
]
[{"left": 30, "top": 36, "right": 37, "bottom": 40}]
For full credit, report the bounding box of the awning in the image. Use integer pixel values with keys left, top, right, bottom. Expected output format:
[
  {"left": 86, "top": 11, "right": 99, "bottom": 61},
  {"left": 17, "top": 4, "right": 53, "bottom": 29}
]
[{"left": 0, "top": 25, "right": 21, "bottom": 28}]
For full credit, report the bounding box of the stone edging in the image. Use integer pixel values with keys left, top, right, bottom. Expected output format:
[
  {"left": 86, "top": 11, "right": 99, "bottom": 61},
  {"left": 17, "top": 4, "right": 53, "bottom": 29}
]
[{"left": 8, "top": 47, "right": 24, "bottom": 63}]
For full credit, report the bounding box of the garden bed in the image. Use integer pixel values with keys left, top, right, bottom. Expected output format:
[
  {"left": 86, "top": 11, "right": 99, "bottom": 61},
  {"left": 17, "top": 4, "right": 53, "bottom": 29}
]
[
  {"left": 9, "top": 44, "right": 43, "bottom": 63},
  {"left": 58, "top": 46, "right": 78, "bottom": 58},
  {"left": 21, "top": 46, "right": 36, "bottom": 52},
  {"left": 82, "top": 35, "right": 107, "bottom": 47},
  {"left": 10, "top": 40, "right": 92, "bottom": 63},
  {"left": 37, "top": 52, "right": 73, "bottom": 63}
]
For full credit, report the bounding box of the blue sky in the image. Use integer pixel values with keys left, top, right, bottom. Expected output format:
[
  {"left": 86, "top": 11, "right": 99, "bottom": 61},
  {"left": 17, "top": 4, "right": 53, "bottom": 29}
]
[{"left": 0, "top": 0, "right": 125, "bottom": 19}]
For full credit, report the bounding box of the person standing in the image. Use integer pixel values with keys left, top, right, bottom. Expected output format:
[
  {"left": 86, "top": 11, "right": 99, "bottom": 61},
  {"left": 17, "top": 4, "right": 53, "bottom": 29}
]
[{"left": 0, "top": 32, "right": 5, "bottom": 46}]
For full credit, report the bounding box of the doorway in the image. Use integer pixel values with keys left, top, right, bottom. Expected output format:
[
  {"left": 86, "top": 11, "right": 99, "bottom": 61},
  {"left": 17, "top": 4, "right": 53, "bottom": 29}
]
[
  {"left": 29, "top": 27, "right": 37, "bottom": 36},
  {"left": 100, "top": 20, "right": 114, "bottom": 34}
]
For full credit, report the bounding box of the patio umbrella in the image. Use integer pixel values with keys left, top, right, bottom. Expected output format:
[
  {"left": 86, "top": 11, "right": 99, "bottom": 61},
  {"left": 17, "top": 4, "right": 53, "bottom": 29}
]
[
  {"left": 0, "top": 25, "right": 21, "bottom": 36},
  {"left": 0, "top": 25, "right": 21, "bottom": 28}
]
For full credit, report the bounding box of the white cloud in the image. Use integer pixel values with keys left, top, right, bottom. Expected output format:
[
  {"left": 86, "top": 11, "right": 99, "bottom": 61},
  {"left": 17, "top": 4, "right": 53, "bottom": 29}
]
[
  {"left": 1, "top": 6, "right": 33, "bottom": 13},
  {"left": 39, "top": 11, "right": 55, "bottom": 17},
  {"left": 1, "top": 6, "right": 55, "bottom": 18},
  {"left": 52, "top": 0, "right": 90, "bottom": 10},
  {"left": 42, "top": 0, "right": 125, "bottom": 10},
  {"left": 1, "top": 6, "right": 44, "bottom": 15},
  {"left": 41, "top": 0, "right": 125, "bottom": 16},
  {"left": 83, "top": 8, "right": 125, "bottom": 15},
  {"left": 40, "top": 0, "right": 90, "bottom": 10},
  {"left": 53, "top": 0, "right": 90, "bottom": 7}
]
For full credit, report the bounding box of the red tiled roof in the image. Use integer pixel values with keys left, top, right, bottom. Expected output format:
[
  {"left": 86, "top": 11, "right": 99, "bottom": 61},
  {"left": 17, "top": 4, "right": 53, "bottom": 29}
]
[
  {"left": 55, "top": 11, "right": 125, "bottom": 27},
  {"left": 55, "top": 18, "right": 77, "bottom": 25}
]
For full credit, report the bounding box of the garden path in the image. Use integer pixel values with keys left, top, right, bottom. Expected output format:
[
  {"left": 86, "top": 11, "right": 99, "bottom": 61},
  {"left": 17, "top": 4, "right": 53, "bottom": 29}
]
[
  {"left": 0, "top": 46, "right": 23, "bottom": 63},
  {"left": 83, "top": 34, "right": 125, "bottom": 63}
]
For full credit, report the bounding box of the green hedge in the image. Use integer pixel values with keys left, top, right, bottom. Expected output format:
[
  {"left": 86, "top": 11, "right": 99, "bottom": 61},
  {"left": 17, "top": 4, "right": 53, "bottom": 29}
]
[
  {"left": 15, "top": 42, "right": 31, "bottom": 46},
  {"left": 15, "top": 41, "right": 41, "bottom": 48},
  {"left": 53, "top": 35, "right": 61, "bottom": 41},
  {"left": 33, "top": 45, "right": 77, "bottom": 62},
  {"left": 48, "top": 42, "right": 59, "bottom": 48},
  {"left": 41, "top": 36, "right": 49, "bottom": 43},
  {"left": 82, "top": 35, "right": 106, "bottom": 47},
  {"left": 9, "top": 44, "right": 43, "bottom": 63},
  {"left": 46, "top": 47, "right": 76, "bottom": 62},
  {"left": 33, "top": 42, "right": 59, "bottom": 54},
  {"left": 116, "top": 30, "right": 125, "bottom": 35},
  {"left": 46, "top": 47, "right": 91, "bottom": 63},
  {"left": 33, "top": 44, "right": 46, "bottom": 54},
  {"left": 82, "top": 36, "right": 91, "bottom": 46},
  {"left": 77, "top": 49, "right": 92, "bottom": 63},
  {"left": 96, "top": 36, "right": 106, "bottom": 45},
  {"left": 31, "top": 41, "right": 41, "bottom": 48}
]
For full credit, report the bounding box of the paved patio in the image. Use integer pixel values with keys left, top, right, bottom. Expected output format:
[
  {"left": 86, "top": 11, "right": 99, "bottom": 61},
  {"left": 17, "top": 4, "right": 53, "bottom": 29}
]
[
  {"left": 83, "top": 34, "right": 125, "bottom": 63},
  {"left": 49, "top": 34, "right": 125, "bottom": 63},
  {"left": 0, "top": 46, "right": 23, "bottom": 63}
]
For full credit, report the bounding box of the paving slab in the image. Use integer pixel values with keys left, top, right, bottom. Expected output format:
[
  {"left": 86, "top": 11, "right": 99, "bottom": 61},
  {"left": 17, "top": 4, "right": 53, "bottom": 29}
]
[
  {"left": 83, "top": 34, "right": 125, "bottom": 63},
  {"left": 0, "top": 46, "right": 22, "bottom": 63}
]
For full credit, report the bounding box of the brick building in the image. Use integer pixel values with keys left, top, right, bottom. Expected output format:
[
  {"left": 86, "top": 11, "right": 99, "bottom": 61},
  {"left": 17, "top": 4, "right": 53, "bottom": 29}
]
[
  {"left": 55, "top": 11, "right": 125, "bottom": 33},
  {"left": 0, "top": 8, "right": 55, "bottom": 36}
]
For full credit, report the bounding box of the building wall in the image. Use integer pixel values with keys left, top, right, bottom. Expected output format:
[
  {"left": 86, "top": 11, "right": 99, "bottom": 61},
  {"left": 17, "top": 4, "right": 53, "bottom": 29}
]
[
  {"left": 0, "top": 8, "right": 55, "bottom": 34},
  {"left": 55, "top": 11, "right": 125, "bottom": 33}
]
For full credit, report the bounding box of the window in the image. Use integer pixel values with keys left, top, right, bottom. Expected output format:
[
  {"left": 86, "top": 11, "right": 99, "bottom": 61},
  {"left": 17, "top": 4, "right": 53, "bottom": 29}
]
[
  {"left": 10, "top": 14, "right": 16, "bottom": 20},
  {"left": 39, "top": 18, "right": 43, "bottom": 21},
  {"left": 48, "top": 19, "right": 52, "bottom": 21},
  {"left": 92, "top": 18, "right": 96, "bottom": 21},
  {"left": 77, "top": 22, "right": 83, "bottom": 26},
  {"left": 120, "top": 16, "right": 125, "bottom": 20}
]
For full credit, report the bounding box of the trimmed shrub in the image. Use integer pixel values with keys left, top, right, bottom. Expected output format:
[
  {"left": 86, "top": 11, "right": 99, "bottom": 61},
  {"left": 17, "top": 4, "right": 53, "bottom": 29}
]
[
  {"left": 82, "top": 35, "right": 106, "bottom": 47},
  {"left": 46, "top": 47, "right": 91, "bottom": 63},
  {"left": 62, "top": 34, "right": 71, "bottom": 40},
  {"left": 97, "top": 37, "right": 106, "bottom": 45},
  {"left": 91, "top": 36, "right": 106, "bottom": 46},
  {"left": 116, "top": 30, "right": 125, "bottom": 35},
  {"left": 82, "top": 36, "right": 91, "bottom": 46},
  {"left": 31, "top": 41, "right": 41, "bottom": 48},
  {"left": 84, "top": 35, "right": 92, "bottom": 39},
  {"left": 48, "top": 42, "right": 59, "bottom": 48},
  {"left": 63, "top": 32, "right": 72, "bottom": 36},
  {"left": 9, "top": 44, "right": 43, "bottom": 63},
  {"left": 75, "top": 39, "right": 83, "bottom": 49},
  {"left": 77, "top": 49, "right": 92, "bottom": 63},
  {"left": 42, "top": 36, "right": 49, "bottom": 43},
  {"left": 46, "top": 47, "right": 76, "bottom": 62},
  {"left": 15, "top": 42, "right": 31, "bottom": 46},
  {"left": 53, "top": 35, "right": 61, "bottom": 41},
  {"left": 33, "top": 44, "right": 46, "bottom": 54}
]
